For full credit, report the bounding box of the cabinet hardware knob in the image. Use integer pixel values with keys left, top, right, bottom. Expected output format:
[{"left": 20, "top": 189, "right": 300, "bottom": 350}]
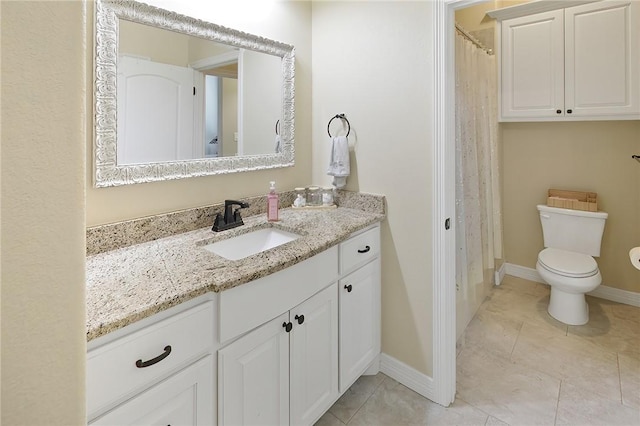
[
  {"left": 295, "top": 314, "right": 305, "bottom": 325},
  {"left": 344, "top": 284, "right": 353, "bottom": 293},
  {"left": 357, "top": 246, "right": 371, "bottom": 254},
  {"left": 283, "top": 321, "right": 293, "bottom": 332},
  {"left": 556, "top": 109, "right": 562, "bottom": 114},
  {"left": 567, "top": 109, "right": 572, "bottom": 114},
  {"left": 135, "top": 345, "right": 172, "bottom": 368}
]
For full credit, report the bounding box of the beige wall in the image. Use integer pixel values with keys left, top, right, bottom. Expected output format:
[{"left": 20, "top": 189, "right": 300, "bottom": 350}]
[
  {"left": 502, "top": 121, "right": 640, "bottom": 293},
  {"left": 312, "top": 1, "right": 435, "bottom": 376},
  {"left": 120, "top": 20, "right": 237, "bottom": 66},
  {"left": 119, "top": 20, "right": 190, "bottom": 66},
  {"left": 1, "top": 2, "right": 87, "bottom": 424},
  {"left": 455, "top": 0, "right": 499, "bottom": 32},
  {"left": 86, "top": 1, "right": 313, "bottom": 226}
]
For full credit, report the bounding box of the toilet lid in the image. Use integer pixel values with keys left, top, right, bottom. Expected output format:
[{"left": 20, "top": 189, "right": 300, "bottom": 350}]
[{"left": 538, "top": 248, "right": 598, "bottom": 278}]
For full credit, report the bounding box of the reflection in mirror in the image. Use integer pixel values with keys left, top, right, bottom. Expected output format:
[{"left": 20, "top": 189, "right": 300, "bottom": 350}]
[
  {"left": 94, "top": 0, "right": 295, "bottom": 187},
  {"left": 117, "top": 20, "right": 283, "bottom": 164}
]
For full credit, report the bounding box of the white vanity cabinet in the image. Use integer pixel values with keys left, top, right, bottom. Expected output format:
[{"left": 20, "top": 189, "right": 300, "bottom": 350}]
[
  {"left": 338, "top": 226, "right": 381, "bottom": 393},
  {"left": 87, "top": 301, "right": 216, "bottom": 424},
  {"left": 87, "top": 222, "right": 382, "bottom": 426},
  {"left": 498, "top": 0, "right": 639, "bottom": 121},
  {"left": 218, "top": 283, "right": 338, "bottom": 426},
  {"left": 217, "top": 224, "right": 380, "bottom": 426}
]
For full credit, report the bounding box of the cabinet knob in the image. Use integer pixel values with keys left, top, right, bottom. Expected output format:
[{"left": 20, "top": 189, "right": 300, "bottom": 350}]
[
  {"left": 295, "top": 314, "right": 305, "bottom": 325},
  {"left": 567, "top": 109, "right": 573, "bottom": 114},
  {"left": 357, "top": 245, "right": 371, "bottom": 254},
  {"left": 556, "top": 109, "right": 562, "bottom": 114},
  {"left": 283, "top": 321, "right": 293, "bottom": 332},
  {"left": 344, "top": 284, "right": 353, "bottom": 293},
  {"left": 135, "top": 345, "right": 172, "bottom": 368}
]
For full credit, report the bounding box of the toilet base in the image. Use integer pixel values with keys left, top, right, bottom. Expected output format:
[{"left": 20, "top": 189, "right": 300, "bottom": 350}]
[{"left": 548, "top": 287, "right": 589, "bottom": 325}]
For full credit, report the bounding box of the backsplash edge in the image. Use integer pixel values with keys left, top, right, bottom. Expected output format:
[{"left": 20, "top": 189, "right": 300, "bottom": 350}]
[{"left": 86, "top": 190, "right": 385, "bottom": 256}]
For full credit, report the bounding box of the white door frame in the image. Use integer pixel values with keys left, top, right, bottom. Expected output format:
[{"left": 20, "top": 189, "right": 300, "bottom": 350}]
[{"left": 432, "top": 0, "right": 490, "bottom": 406}]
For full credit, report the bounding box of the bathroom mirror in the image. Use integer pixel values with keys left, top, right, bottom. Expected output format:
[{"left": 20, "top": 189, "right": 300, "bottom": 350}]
[{"left": 94, "top": 0, "right": 295, "bottom": 187}]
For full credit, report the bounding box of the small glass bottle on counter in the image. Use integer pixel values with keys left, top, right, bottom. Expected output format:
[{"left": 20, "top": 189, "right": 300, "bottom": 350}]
[
  {"left": 307, "top": 186, "right": 322, "bottom": 206},
  {"left": 322, "top": 187, "right": 334, "bottom": 206},
  {"left": 294, "top": 187, "right": 306, "bottom": 207}
]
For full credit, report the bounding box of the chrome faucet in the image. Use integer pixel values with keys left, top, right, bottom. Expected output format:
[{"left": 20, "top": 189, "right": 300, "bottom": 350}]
[{"left": 212, "top": 200, "right": 250, "bottom": 232}]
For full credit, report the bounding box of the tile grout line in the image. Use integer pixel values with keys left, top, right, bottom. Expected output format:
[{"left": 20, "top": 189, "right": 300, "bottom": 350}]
[
  {"left": 509, "top": 320, "right": 525, "bottom": 359},
  {"left": 457, "top": 396, "right": 506, "bottom": 426},
  {"left": 553, "top": 380, "right": 563, "bottom": 426},
  {"left": 344, "top": 377, "right": 388, "bottom": 425},
  {"left": 616, "top": 352, "right": 623, "bottom": 404}
]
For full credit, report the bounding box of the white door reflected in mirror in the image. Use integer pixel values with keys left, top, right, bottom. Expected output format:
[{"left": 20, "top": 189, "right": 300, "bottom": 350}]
[{"left": 117, "top": 19, "right": 282, "bottom": 165}]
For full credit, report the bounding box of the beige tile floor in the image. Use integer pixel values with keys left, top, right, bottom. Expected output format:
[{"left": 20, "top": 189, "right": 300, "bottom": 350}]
[{"left": 315, "top": 275, "right": 640, "bottom": 426}]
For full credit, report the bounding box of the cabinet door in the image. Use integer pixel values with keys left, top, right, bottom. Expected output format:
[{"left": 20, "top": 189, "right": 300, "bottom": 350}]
[
  {"left": 339, "top": 259, "right": 381, "bottom": 393},
  {"left": 290, "top": 284, "right": 339, "bottom": 426},
  {"left": 218, "top": 312, "right": 290, "bottom": 426},
  {"left": 90, "top": 355, "right": 214, "bottom": 425},
  {"left": 501, "top": 10, "right": 564, "bottom": 119},
  {"left": 565, "top": 1, "right": 639, "bottom": 117}
]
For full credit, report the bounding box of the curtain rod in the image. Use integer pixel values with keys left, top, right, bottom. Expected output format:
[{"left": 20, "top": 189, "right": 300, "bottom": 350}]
[{"left": 455, "top": 23, "right": 493, "bottom": 55}]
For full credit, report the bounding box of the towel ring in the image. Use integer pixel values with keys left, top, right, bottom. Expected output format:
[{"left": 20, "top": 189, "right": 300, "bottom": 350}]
[
  {"left": 327, "top": 113, "right": 350, "bottom": 138},
  {"left": 275, "top": 119, "right": 280, "bottom": 136}
]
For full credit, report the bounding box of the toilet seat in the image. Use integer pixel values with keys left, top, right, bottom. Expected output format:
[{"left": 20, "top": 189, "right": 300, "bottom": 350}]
[{"left": 538, "top": 248, "right": 598, "bottom": 278}]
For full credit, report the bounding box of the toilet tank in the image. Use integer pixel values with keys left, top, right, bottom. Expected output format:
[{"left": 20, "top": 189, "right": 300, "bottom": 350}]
[{"left": 537, "top": 205, "right": 608, "bottom": 257}]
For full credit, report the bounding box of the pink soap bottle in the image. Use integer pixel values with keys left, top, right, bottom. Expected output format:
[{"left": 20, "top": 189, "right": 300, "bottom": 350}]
[{"left": 267, "top": 181, "right": 279, "bottom": 222}]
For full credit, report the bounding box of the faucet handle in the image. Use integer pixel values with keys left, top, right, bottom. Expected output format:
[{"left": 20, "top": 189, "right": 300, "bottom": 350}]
[{"left": 233, "top": 209, "right": 245, "bottom": 226}]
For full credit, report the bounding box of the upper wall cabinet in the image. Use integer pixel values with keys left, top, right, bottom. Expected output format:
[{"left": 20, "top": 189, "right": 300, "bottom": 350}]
[{"left": 494, "top": 1, "right": 639, "bottom": 122}]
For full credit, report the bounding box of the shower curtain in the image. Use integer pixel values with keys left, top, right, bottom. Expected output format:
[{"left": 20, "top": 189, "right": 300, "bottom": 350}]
[{"left": 455, "top": 30, "right": 503, "bottom": 339}]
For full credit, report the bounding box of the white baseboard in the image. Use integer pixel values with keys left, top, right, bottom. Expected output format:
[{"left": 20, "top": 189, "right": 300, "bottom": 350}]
[
  {"left": 504, "top": 263, "right": 640, "bottom": 308},
  {"left": 379, "top": 353, "right": 435, "bottom": 402},
  {"left": 589, "top": 285, "right": 640, "bottom": 307},
  {"left": 504, "top": 263, "right": 545, "bottom": 284},
  {"left": 495, "top": 263, "right": 506, "bottom": 285}
]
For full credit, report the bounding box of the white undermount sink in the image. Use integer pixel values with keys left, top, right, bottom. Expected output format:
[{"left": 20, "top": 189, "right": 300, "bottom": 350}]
[{"left": 202, "top": 228, "right": 301, "bottom": 261}]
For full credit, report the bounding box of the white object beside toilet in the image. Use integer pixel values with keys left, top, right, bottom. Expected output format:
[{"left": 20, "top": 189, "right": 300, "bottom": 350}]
[
  {"left": 630, "top": 247, "right": 640, "bottom": 270},
  {"left": 536, "top": 205, "right": 608, "bottom": 325}
]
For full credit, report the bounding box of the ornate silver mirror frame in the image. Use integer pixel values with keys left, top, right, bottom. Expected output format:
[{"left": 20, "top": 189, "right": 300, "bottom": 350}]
[{"left": 93, "top": 0, "right": 295, "bottom": 187}]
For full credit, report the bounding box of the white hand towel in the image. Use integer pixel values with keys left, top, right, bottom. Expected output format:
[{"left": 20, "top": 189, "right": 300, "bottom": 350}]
[{"left": 327, "top": 135, "right": 350, "bottom": 188}]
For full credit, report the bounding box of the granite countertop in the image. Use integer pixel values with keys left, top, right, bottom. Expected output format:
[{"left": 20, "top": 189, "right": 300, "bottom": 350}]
[{"left": 86, "top": 206, "right": 384, "bottom": 341}]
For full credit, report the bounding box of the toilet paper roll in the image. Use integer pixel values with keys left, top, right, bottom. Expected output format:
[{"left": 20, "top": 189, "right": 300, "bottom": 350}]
[{"left": 630, "top": 247, "right": 640, "bottom": 271}]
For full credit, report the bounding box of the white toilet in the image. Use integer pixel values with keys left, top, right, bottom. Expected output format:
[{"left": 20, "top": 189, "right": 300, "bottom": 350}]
[{"left": 536, "top": 204, "right": 608, "bottom": 325}]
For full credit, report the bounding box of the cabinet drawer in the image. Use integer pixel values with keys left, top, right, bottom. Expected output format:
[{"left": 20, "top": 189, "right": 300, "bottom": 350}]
[
  {"left": 90, "top": 355, "right": 214, "bottom": 426},
  {"left": 219, "top": 246, "right": 338, "bottom": 344},
  {"left": 87, "top": 302, "right": 214, "bottom": 418},
  {"left": 340, "top": 226, "right": 380, "bottom": 274}
]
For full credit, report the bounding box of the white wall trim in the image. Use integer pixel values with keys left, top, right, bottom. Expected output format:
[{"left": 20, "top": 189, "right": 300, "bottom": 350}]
[
  {"left": 589, "top": 285, "right": 640, "bottom": 307},
  {"left": 432, "top": 0, "right": 460, "bottom": 408},
  {"left": 504, "top": 263, "right": 545, "bottom": 284},
  {"left": 380, "top": 353, "right": 434, "bottom": 401},
  {"left": 190, "top": 50, "right": 240, "bottom": 71},
  {"left": 504, "top": 263, "right": 640, "bottom": 307},
  {"left": 495, "top": 262, "right": 506, "bottom": 285},
  {"left": 431, "top": 0, "right": 492, "bottom": 408}
]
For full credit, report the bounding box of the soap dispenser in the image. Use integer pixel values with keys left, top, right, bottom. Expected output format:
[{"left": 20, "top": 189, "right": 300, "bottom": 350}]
[{"left": 267, "top": 181, "right": 279, "bottom": 222}]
